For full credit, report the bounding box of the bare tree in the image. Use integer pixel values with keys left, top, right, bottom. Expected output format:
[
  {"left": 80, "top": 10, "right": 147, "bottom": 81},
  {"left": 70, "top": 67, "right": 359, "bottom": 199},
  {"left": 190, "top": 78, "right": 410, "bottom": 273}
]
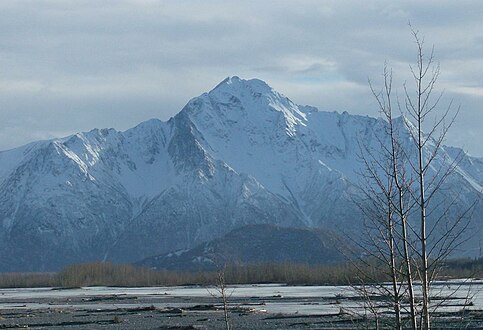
[
  {"left": 402, "top": 27, "right": 469, "bottom": 330},
  {"left": 366, "top": 64, "right": 418, "bottom": 329},
  {"left": 207, "top": 262, "right": 233, "bottom": 330},
  {"left": 351, "top": 63, "right": 418, "bottom": 329},
  {"left": 355, "top": 27, "right": 475, "bottom": 330}
]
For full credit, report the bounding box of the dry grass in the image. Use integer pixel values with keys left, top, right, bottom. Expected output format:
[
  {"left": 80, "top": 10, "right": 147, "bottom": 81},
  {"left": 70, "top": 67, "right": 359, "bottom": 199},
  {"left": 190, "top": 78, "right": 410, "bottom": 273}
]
[{"left": 0, "top": 258, "right": 480, "bottom": 288}]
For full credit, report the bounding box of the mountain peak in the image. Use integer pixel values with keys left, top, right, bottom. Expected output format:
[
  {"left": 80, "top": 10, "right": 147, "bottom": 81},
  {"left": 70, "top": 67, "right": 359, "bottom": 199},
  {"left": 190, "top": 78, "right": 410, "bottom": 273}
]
[
  {"left": 180, "top": 76, "right": 308, "bottom": 139},
  {"left": 208, "top": 76, "right": 305, "bottom": 119},
  {"left": 212, "top": 76, "right": 272, "bottom": 94}
]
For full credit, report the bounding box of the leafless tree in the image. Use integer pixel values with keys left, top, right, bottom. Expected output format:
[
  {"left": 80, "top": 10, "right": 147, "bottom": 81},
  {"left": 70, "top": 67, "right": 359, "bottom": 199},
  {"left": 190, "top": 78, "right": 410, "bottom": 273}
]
[
  {"left": 207, "top": 262, "right": 233, "bottom": 330},
  {"left": 358, "top": 63, "right": 418, "bottom": 329},
  {"left": 354, "top": 27, "right": 475, "bottom": 330},
  {"left": 351, "top": 64, "right": 417, "bottom": 328},
  {"left": 402, "top": 27, "right": 473, "bottom": 329}
]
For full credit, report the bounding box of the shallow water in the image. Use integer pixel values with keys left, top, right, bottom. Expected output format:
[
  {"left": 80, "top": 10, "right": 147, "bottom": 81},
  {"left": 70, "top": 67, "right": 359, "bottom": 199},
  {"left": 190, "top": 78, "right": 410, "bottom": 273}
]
[{"left": 0, "top": 280, "right": 481, "bottom": 315}]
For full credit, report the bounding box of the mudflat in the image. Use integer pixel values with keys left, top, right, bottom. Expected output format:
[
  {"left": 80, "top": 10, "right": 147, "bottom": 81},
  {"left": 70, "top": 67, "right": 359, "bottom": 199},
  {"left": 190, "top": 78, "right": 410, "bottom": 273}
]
[
  {"left": 0, "top": 294, "right": 363, "bottom": 329},
  {"left": 0, "top": 284, "right": 481, "bottom": 329}
]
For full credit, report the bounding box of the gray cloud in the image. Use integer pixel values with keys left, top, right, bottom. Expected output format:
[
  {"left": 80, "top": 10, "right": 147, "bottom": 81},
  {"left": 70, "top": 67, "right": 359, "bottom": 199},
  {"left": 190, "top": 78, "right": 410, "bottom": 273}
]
[{"left": 0, "top": 0, "right": 481, "bottom": 156}]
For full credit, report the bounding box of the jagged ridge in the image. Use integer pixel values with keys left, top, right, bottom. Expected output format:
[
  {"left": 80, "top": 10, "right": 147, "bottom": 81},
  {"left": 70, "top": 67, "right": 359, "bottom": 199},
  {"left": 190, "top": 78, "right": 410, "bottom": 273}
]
[{"left": 0, "top": 76, "right": 481, "bottom": 271}]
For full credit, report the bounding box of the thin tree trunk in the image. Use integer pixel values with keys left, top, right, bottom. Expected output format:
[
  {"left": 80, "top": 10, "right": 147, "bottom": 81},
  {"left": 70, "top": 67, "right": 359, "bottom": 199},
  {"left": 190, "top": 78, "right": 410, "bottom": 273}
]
[
  {"left": 419, "top": 124, "right": 430, "bottom": 330},
  {"left": 389, "top": 121, "right": 417, "bottom": 329},
  {"left": 400, "top": 212, "right": 417, "bottom": 329},
  {"left": 416, "top": 47, "right": 430, "bottom": 330},
  {"left": 383, "top": 66, "right": 416, "bottom": 330},
  {"left": 388, "top": 217, "right": 402, "bottom": 330},
  {"left": 368, "top": 66, "right": 409, "bottom": 330},
  {"left": 219, "top": 271, "right": 231, "bottom": 330},
  {"left": 222, "top": 286, "right": 230, "bottom": 330},
  {"left": 387, "top": 186, "right": 402, "bottom": 329}
]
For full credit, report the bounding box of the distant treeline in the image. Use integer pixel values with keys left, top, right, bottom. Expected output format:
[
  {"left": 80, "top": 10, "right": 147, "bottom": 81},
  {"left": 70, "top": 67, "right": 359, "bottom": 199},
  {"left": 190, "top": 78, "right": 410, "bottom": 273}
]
[
  {"left": 439, "top": 257, "right": 483, "bottom": 278},
  {"left": 0, "top": 258, "right": 481, "bottom": 288}
]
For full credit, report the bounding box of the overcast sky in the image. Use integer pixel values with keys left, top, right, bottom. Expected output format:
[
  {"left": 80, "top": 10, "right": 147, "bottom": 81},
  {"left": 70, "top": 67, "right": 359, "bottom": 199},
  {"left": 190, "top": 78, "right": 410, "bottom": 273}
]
[{"left": 0, "top": 0, "right": 481, "bottom": 156}]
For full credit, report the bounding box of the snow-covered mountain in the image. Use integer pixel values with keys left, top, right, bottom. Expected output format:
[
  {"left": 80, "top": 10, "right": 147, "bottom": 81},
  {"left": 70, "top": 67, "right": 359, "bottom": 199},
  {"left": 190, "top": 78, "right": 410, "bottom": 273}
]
[{"left": 0, "top": 76, "right": 481, "bottom": 271}]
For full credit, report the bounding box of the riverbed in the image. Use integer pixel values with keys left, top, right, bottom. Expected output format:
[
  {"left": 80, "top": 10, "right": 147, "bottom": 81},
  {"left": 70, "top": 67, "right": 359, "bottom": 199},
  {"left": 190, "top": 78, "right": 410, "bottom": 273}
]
[{"left": 0, "top": 281, "right": 481, "bottom": 329}]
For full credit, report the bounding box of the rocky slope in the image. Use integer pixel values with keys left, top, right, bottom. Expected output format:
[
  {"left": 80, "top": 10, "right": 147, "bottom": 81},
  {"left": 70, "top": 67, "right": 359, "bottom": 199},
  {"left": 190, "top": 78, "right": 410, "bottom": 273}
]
[{"left": 137, "top": 224, "right": 346, "bottom": 271}]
